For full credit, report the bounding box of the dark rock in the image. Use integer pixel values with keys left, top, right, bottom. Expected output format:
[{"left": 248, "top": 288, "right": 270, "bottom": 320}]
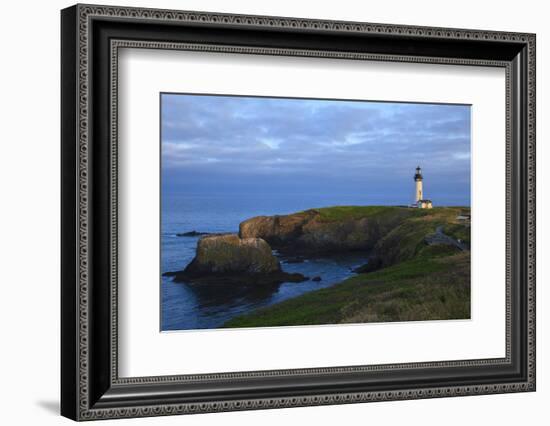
[
  {"left": 186, "top": 233, "right": 280, "bottom": 275},
  {"left": 283, "top": 272, "right": 310, "bottom": 283},
  {"left": 176, "top": 230, "right": 210, "bottom": 237},
  {"left": 163, "top": 233, "right": 310, "bottom": 286},
  {"left": 238, "top": 209, "right": 402, "bottom": 255},
  {"left": 311, "top": 276, "right": 322, "bottom": 282},
  {"left": 239, "top": 211, "right": 316, "bottom": 247},
  {"left": 165, "top": 270, "right": 308, "bottom": 287},
  {"left": 353, "top": 258, "right": 380, "bottom": 273}
]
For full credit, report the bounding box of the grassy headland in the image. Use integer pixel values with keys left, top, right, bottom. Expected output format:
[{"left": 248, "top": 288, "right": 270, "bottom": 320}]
[{"left": 224, "top": 206, "right": 470, "bottom": 328}]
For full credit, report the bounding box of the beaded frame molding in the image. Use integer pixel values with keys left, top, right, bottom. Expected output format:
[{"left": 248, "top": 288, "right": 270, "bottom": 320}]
[{"left": 61, "top": 4, "right": 536, "bottom": 421}]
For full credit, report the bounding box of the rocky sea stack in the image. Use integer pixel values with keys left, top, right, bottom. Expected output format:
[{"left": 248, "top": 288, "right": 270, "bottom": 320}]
[{"left": 163, "top": 233, "right": 307, "bottom": 286}]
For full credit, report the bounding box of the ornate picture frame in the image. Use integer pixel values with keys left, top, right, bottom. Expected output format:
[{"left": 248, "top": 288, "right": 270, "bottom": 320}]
[{"left": 61, "top": 4, "right": 536, "bottom": 421}]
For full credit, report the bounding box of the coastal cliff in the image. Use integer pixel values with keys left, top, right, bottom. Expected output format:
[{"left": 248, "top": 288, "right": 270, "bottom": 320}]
[
  {"left": 239, "top": 206, "right": 423, "bottom": 255},
  {"left": 239, "top": 206, "right": 470, "bottom": 271},
  {"left": 165, "top": 205, "right": 471, "bottom": 326},
  {"left": 224, "top": 206, "right": 471, "bottom": 327}
]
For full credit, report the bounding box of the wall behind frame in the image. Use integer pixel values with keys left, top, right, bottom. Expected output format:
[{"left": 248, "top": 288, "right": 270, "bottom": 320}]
[{"left": 0, "top": 0, "right": 546, "bottom": 425}]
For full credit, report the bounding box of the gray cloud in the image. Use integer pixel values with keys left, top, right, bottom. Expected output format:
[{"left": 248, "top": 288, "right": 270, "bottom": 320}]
[{"left": 161, "top": 94, "right": 471, "bottom": 205}]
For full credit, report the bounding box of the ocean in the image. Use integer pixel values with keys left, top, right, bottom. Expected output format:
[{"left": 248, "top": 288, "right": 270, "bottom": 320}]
[{"left": 161, "top": 193, "right": 382, "bottom": 331}]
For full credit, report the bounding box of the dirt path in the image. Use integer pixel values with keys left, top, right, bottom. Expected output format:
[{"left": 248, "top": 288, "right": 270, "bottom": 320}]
[{"left": 425, "top": 226, "right": 468, "bottom": 251}]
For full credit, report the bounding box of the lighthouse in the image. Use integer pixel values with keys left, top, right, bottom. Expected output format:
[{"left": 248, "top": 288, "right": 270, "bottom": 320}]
[
  {"left": 414, "top": 166, "right": 423, "bottom": 202},
  {"left": 413, "top": 166, "right": 433, "bottom": 209}
]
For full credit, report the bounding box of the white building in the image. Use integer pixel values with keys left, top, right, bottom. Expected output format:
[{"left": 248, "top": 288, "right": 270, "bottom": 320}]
[{"left": 413, "top": 166, "right": 433, "bottom": 209}]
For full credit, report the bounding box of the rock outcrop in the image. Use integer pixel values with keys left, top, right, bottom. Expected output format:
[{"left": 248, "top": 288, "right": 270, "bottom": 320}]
[
  {"left": 239, "top": 210, "right": 317, "bottom": 246},
  {"left": 240, "top": 206, "right": 470, "bottom": 274},
  {"left": 164, "top": 234, "right": 307, "bottom": 285},
  {"left": 239, "top": 208, "right": 411, "bottom": 255},
  {"left": 187, "top": 234, "right": 280, "bottom": 275},
  {"left": 176, "top": 230, "right": 210, "bottom": 237}
]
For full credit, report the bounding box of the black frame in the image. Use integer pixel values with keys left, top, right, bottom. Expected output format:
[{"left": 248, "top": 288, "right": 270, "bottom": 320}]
[{"left": 61, "top": 4, "right": 536, "bottom": 421}]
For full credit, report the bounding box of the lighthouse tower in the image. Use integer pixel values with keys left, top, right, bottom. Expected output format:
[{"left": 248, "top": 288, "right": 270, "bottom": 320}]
[
  {"left": 413, "top": 166, "right": 433, "bottom": 209},
  {"left": 414, "top": 166, "right": 423, "bottom": 202}
]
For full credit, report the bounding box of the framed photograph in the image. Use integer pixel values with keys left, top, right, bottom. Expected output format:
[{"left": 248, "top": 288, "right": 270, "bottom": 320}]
[{"left": 61, "top": 4, "right": 536, "bottom": 421}]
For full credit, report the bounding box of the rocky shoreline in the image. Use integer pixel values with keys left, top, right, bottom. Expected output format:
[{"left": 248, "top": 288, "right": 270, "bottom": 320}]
[
  {"left": 222, "top": 206, "right": 472, "bottom": 328},
  {"left": 165, "top": 206, "right": 470, "bottom": 296}
]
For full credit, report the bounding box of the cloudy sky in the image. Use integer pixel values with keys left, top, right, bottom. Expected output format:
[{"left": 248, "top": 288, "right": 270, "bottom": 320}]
[{"left": 161, "top": 93, "right": 471, "bottom": 206}]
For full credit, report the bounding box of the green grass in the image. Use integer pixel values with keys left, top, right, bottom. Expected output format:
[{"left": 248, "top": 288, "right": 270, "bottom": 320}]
[
  {"left": 311, "top": 205, "right": 467, "bottom": 222},
  {"left": 223, "top": 252, "right": 470, "bottom": 328},
  {"left": 314, "top": 206, "right": 407, "bottom": 221},
  {"left": 369, "top": 207, "right": 470, "bottom": 265},
  {"left": 309, "top": 205, "right": 435, "bottom": 223}
]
